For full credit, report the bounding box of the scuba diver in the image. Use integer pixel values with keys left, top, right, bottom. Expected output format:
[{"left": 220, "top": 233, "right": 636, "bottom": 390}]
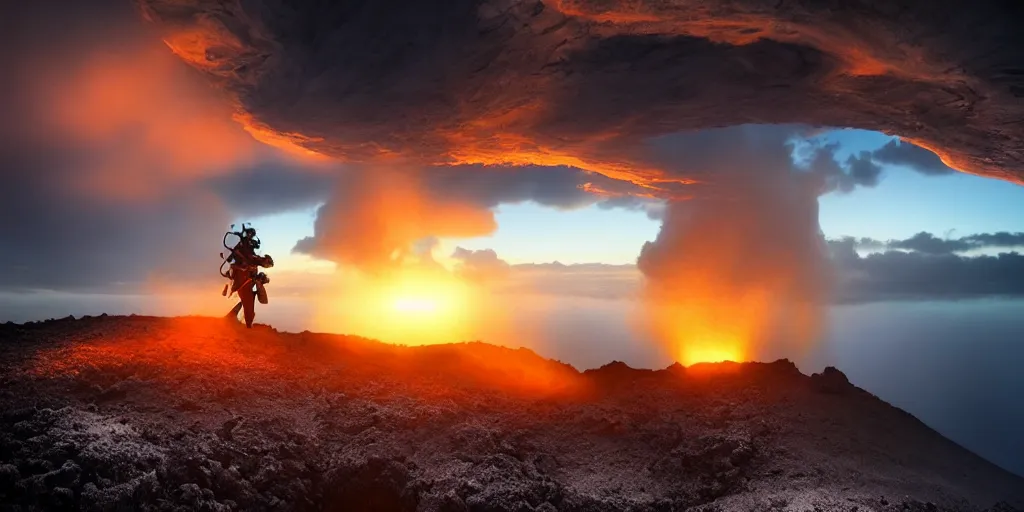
[{"left": 219, "top": 223, "right": 274, "bottom": 328}]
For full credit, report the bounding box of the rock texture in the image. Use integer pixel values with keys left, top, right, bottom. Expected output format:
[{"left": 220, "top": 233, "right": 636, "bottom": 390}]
[
  {"left": 1, "top": 315, "right": 1022, "bottom": 511},
  {"left": 136, "top": 0, "right": 1024, "bottom": 185}
]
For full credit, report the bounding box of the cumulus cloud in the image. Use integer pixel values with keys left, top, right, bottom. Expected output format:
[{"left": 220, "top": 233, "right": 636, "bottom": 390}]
[
  {"left": 451, "top": 247, "right": 511, "bottom": 282},
  {"left": 291, "top": 168, "right": 498, "bottom": 272}
]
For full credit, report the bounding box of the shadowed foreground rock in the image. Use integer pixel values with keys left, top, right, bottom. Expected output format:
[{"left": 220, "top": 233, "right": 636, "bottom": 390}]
[{"left": 1, "top": 315, "right": 1022, "bottom": 512}]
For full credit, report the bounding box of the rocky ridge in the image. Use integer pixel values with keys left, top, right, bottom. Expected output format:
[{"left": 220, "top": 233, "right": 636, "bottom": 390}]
[{"left": 1, "top": 315, "right": 1022, "bottom": 511}]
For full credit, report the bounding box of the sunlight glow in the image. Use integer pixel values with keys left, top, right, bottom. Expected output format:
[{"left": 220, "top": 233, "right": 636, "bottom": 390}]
[
  {"left": 646, "top": 293, "right": 761, "bottom": 367},
  {"left": 393, "top": 297, "right": 440, "bottom": 313},
  {"left": 313, "top": 267, "right": 483, "bottom": 346},
  {"left": 680, "top": 338, "right": 745, "bottom": 366}
]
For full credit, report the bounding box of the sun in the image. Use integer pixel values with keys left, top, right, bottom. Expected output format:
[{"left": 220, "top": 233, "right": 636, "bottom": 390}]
[
  {"left": 383, "top": 271, "right": 465, "bottom": 319},
  {"left": 392, "top": 297, "right": 440, "bottom": 313},
  {"left": 314, "top": 267, "right": 479, "bottom": 346}
]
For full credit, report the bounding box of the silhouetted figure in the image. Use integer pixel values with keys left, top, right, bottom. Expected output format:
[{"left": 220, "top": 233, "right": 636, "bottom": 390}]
[{"left": 220, "top": 224, "right": 274, "bottom": 328}]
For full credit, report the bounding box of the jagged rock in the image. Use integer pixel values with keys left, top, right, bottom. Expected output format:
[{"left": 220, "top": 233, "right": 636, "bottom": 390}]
[
  {"left": 810, "top": 367, "right": 854, "bottom": 395},
  {"left": 0, "top": 316, "right": 1021, "bottom": 511}
]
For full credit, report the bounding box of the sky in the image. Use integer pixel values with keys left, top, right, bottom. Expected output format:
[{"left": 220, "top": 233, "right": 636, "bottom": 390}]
[{"left": 2, "top": 0, "right": 1024, "bottom": 478}]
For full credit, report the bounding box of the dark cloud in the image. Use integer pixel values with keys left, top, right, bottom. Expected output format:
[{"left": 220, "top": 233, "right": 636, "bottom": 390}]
[
  {"left": 844, "top": 151, "right": 884, "bottom": 189},
  {"left": 871, "top": 140, "right": 955, "bottom": 176},
  {"left": 962, "top": 232, "right": 1024, "bottom": 249},
  {"left": 830, "top": 245, "right": 1024, "bottom": 304},
  {"left": 0, "top": 149, "right": 228, "bottom": 292},
  {"left": 595, "top": 196, "right": 667, "bottom": 220},
  {"left": 417, "top": 165, "right": 643, "bottom": 211},
  {"left": 139, "top": 0, "right": 1024, "bottom": 184},
  {"left": 889, "top": 232, "right": 973, "bottom": 255},
  {"left": 204, "top": 163, "right": 336, "bottom": 218},
  {"left": 836, "top": 231, "right": 1024, "bottom": 256}
]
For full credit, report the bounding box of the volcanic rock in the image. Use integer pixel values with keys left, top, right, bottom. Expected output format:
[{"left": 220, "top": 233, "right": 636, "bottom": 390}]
[
  {"left": 810, "top": 366, "right": 854, "bottom": 395},
  {"left": 0, "top": 315, "right": 1022, "bottom": 512}
]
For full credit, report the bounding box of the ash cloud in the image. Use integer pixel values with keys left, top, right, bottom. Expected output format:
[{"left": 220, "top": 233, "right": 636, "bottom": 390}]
[
  {"left": 138, "top": 0, "right": 1024, "bottom": 184},
  {"left": 636, "top": 125, "right": 847, "bottom": 361}
]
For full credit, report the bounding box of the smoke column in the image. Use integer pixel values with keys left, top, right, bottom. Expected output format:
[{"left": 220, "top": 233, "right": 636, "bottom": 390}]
[{"left": 636, "top": 125, "right": 840, "bottom": 365}]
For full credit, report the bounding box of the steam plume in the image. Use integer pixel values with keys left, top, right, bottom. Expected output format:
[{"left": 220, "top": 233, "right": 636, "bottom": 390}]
[{"left": 636, "top": 125, "right": 863, "bottom": 364}]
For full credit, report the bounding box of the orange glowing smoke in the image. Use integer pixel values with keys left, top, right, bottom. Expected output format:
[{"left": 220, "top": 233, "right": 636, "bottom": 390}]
[
  {"left": 308, "top": 168, "right": 497, "bottom": 271},
  {"left": 644, "top": 274, "right": 823, "bottom": 367},
  {"left": 638, "top": 159, "right": 830, "bottom": 367},
  {"left": 34, "top": 44, "right": 264, "bottom": 200},
  {"left": 644, "top": 290, "right": 761, "bottom": 366},
  {"left": 549, "top": 0, "right": 939, "bottom": 81}
]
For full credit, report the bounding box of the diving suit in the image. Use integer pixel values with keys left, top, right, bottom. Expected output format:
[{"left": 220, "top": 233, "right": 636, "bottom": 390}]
[{"left": 220, "top": 225, "right": 274, "bottom": 328}]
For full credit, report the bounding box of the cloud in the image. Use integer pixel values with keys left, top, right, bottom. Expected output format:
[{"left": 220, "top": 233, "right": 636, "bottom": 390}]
[
  {"left": 443, "top": 229, "right": 1024, "bottom": 306},
  {"left": 291, "top": 164, "right": 652, "bottom": 271},
  {"left": 871, "top": 140, "right": 954, "bottom": 176},
  {"left": 0, "top": 0, "right": 329, "bottom": 293},
  {"left": 595, "top": 195, "right": 667, "bottom": 220},
  {"left": 204, "top": 163, "right": 336, "bottom": 218},
  {"left": 139, "top": 0, "right": 1024, "bottom": 184},
  {"left": 292, "top": 167, "right": 499, "bottom": 272},
  {"left": 451, "top": 247, "right": 511, "bottom": 282},
  {"left": 636, "top": 125, "right": 837, "bottom": 364},
  {"left": 844, "top": 152, "right": 885, "bottom": 190},
  {"left": 830, "top": 246, "right": 1024, "bottom": 304},
  {"left": 962, "top": 232, "right": 1024, "bottom": 249},
  {"left": 836, "top": 231, "right": 1024, "bottom": 255},
  {"left": 889, "top": 232, "right": 974, "bottom": 255},
  {"left": 0, "top": 158, "right": 229, "bottom": 293}
]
